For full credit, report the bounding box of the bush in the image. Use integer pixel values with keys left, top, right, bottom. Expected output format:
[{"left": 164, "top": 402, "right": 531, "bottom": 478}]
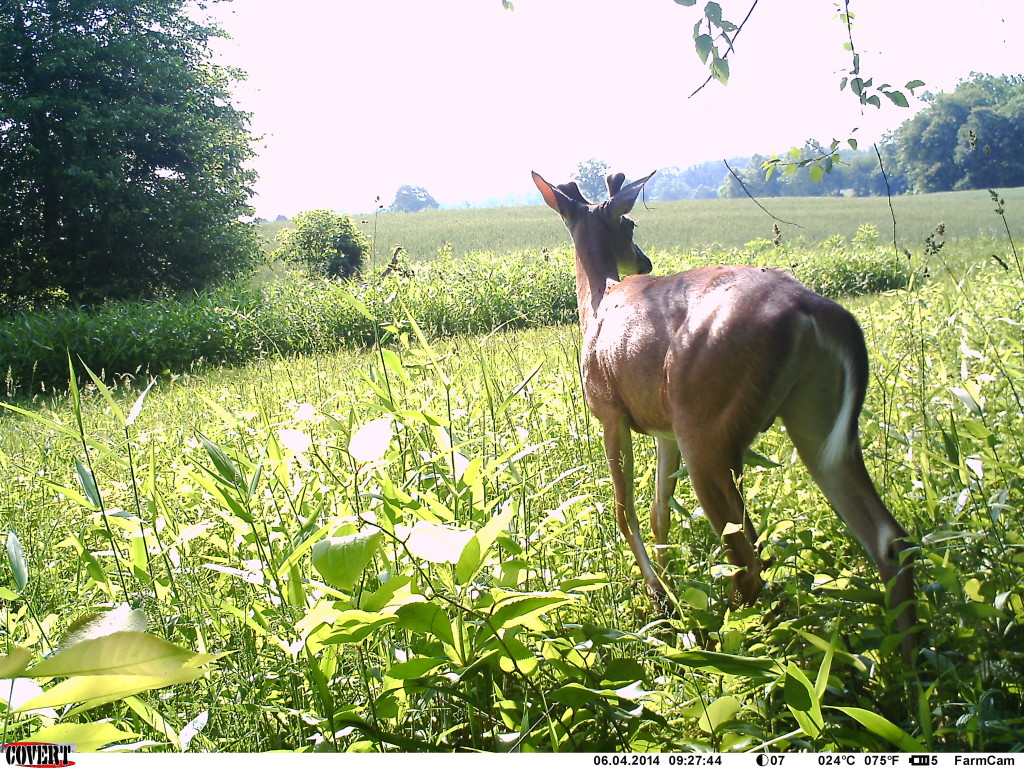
[
  {"left": 0, "top": 244, "right": 920, "bottom": 397},
  {"left": 273, "top": 210, "right": 370, "bottom": 279}
]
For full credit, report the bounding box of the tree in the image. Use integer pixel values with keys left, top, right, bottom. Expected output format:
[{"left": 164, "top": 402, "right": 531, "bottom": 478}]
[
  {"left": 894, "top": 74, "right": 1024, "bottom": 193},
  {"left": 0, "top": 0, "right": 260, "bottom": 309},
  {"left": 718, "top": 145, "right": 909, "bottom": 199},
  {"left": 273, "top": 210, "right": 369, "bottom": 280},
  {"left": 955, "top": 101, "right": 1024, "bottom": 190},
  {"left": 390, "top": 185, "right": 439, "bottom": 213},
  {"left": 646, "top": 160, "right": 740, "bottom": 201},
  {"left": 572, "top": 158, "right": 611, "bottom": 202}
]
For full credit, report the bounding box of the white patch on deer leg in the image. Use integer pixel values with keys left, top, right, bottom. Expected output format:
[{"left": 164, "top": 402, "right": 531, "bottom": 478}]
[{"left": 878, "top": 522, "right": 902, "bottom": 566}]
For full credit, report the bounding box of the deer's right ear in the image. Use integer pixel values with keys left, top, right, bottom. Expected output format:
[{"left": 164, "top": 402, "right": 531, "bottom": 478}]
[{"left": 532, "top": 171, "right": 577, "bottom": 219}]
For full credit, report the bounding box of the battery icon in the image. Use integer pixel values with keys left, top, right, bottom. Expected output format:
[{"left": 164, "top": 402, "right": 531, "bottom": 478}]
[{"left": 909, "top": 757, "right": 931, "bottom": 766}]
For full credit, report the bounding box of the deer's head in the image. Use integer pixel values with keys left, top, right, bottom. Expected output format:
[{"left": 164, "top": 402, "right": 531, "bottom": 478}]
[{"left": 533, "top": 170, "right": 656, "bottom": 278}]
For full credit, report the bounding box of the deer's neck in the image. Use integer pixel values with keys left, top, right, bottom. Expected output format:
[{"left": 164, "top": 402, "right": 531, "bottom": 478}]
[{"left": 573, "top": 237, "right": 619, "bottom": 331}]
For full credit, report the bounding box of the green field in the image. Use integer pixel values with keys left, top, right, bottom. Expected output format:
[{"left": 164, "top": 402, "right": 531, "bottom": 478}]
[
  {"left": 323, "top": 187, "right": 1024, "bottom": 266},
  {"left": 2, "top": 190, "right": 1024, "bottom": 752}
]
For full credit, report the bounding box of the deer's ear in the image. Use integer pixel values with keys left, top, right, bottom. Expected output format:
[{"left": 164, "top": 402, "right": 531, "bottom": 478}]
[
  {"left": 607, "top": 171, "right": 656, "bottom": 218},
  {"left": 533, "top": 171, "right": 580, "bottom": 218}
]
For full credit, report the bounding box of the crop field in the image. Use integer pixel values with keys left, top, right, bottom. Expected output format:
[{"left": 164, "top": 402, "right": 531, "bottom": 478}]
[
  {"left": 2, "top": 189, "right": 1024, "bottom": 752},
  {"left": 332, "top": 186, "right": 1024, "bottom": 266}
]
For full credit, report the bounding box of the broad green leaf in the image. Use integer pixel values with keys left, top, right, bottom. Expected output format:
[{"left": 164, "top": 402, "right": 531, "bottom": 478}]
[
  {"left": 743, "top": 448, "right": 780, "bottom": 468},
  {"left": 697, "top": 695, "right": 740, "bottom": 733},
  {"left": 602, "top": 657, "right": 648, "bottom": 686},
  {"left": 661, "top": 649, "right": 777, "bottom": 681},
  {"left": 311, "top": 530, "right": 382, "bottom": 591},
  {"left": 721, "top": 521, "right": 743, "bottom": 537},
  {"left": 581, "top": 624, "right": 638, "bottom": 646},
  {"left": 18, "top": 670, "right": 204, "bottom": 712},
  {"left": 497, "top": 633, "right": 538, "bottom": 676},
  {"left": 885, "top": 90, "right": 910, "bottom": 108},
  {"left": 295, "top": 600, "right": 343, "bottom": 641},
  {"left": 784, "top": 662, "right": 823, "bottom": 737},
  {"left": 562, "top": 574, "right": 611, "bottom": 593},
  {"left": 0, "top": 678, "right": 52, "bottom": 715},
  {"left": 29, "top": 632, "right": 195, "bottom": 678},
  {"left": 809, "top": 164, "right": 825, "bottom": 184},
  {"left": 348, "top": 417, "right": 394, "bottom": 463},
  {"left": 387, "top": 657, "right": 447, "bottom": 680},
  {"left": 830, "top": 706, "right": 925, "bottom": 751},
  {"left": 489, "top": 592, "right": 577, "bottom": 630},
  {"left": 704, "top": 1, "right": 723, "bottom": 25},
  {"left": 395, "top": 602, "right": 455, "bottom": 648},
  {"left": 320, "top": 610, "right": 397, "bottom": 645},
  {"left": 455, "top": 535, "right": 482, "bottom": 585},
  {"left": 950, "top": 385, "right": 982, "bottom": 415},
  {"left": 694, "top": 33, "right": 713, "bottom": 64},
  {"left": 549, "top": 682, "right": 607, "bottom": 708},
  {"left": 0, "top": 647, "right": 31, "bottom": 678},
  {"left": 682, "top": 587, "right": 710, "bottom": 610},
  {"left": 711, "top": 54, "right": 730, "bottom": 85},
  {"left": 359, "top": 573, "right": 415, "bottom": 612},
  {"left": 6, "top": 529, "right": 28, "bottom": 592},
  {"left": 31, "top": 721, "right": 139, "bottom": 752},
  {"left": 379, "top": 348, "right": 411, "bottom": 384},
  {"left": 456, "top": 502, "right": 518, "bottom": 585}
]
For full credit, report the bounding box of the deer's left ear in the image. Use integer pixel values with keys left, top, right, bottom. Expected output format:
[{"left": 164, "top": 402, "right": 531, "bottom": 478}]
[{"left": 607, "top": 171, "right": 656, "bottom": 219}]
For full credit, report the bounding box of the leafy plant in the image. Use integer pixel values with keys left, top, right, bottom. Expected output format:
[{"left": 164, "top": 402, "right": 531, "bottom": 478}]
[{"left": 273, "top": 209, "right": 370, "bottom": 280}]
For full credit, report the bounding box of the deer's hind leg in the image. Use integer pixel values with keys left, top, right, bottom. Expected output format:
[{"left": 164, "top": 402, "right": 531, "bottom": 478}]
[
  {"left": 780, "top": 377, "right": 917, "bottom": 662},
  {"left": 676, "top": 432, "right": 762, "bottom": 606},
  {"left": 652, "top": 437, "right": 681, "bottom": 570}
]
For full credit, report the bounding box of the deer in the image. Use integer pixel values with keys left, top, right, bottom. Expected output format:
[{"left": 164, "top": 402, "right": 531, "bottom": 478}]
[{"left": 532, "top": 170, "right": 917, "bottom": 662}]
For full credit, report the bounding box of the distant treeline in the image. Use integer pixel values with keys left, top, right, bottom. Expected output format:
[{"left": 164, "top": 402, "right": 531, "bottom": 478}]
[{"left": 652, "top": 74, "right": 1024, "bottom": 201}]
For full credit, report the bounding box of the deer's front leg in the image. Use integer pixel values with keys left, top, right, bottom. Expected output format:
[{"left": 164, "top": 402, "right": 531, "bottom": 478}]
[
  {"left": 604, "top": 416, "right": 664, "bottom": 598},
  {"left": 652, "top": 437, "right": 680, "bottom": 570}
]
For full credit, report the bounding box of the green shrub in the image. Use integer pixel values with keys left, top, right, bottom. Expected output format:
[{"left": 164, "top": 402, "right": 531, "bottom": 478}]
[
  {"left": 273, "top": 209, "right": 370, "bottom": 279},
  {"left": 0, "top": 243, "right": 920, "bottom": 397}
]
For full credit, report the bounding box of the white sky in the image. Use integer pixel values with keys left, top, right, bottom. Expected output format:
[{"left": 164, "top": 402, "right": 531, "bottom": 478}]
[{"left": 202, "top": 0, "right": 1023, "bottom": 218}]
